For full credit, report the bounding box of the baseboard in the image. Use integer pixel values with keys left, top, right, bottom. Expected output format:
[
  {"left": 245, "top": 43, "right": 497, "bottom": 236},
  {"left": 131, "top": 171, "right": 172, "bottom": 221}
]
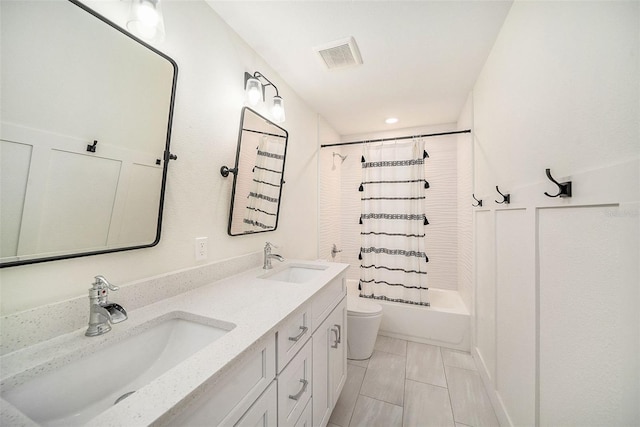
[{"left": 471, "top": 346, "right": 513, "bottom": 427}]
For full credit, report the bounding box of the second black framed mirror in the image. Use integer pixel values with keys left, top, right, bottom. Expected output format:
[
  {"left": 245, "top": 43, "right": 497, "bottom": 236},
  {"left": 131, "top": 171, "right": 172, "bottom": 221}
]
[{"left": 225, "top": 107, "right": 288, "bottom": 236}]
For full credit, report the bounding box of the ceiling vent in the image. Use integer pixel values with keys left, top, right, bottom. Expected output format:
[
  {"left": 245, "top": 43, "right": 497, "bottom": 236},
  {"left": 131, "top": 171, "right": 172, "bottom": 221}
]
[{"left": 314, "top": 36, "right": 363, "bottom": 70}]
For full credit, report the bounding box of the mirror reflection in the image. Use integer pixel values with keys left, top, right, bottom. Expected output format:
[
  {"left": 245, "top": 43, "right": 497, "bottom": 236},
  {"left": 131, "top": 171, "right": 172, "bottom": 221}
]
[
  {"left": 228, "top": 108, "right": 288, "bottom": 235},
  {"left": 0, "top": 0, "right": 177, "bottom": 267}
]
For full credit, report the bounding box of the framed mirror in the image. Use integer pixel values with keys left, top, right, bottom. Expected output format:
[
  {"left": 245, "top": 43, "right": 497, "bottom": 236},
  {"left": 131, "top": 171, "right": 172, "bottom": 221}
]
[
  {"left": 0, "top": 0, "right": 178, "bottom": 267},
  {"left": 227, "top": 107, "right": 288, "bottom": 235}
]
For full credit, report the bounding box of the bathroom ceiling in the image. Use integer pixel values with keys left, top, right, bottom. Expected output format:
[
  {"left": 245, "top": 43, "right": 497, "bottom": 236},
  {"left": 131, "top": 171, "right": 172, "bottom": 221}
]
[{"left": 206, "top": 1, "right": 513, "bottom": 137}]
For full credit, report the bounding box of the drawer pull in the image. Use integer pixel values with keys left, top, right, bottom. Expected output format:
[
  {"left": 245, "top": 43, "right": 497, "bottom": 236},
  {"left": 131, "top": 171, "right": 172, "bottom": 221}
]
[
  {"left": 334, "top": 324, "right": 342, "bottom": 344},
  {"left": 331, "top": 327, "right": 339, "bottom": 348},
  {"left": 288, "top": 379, "right": 308, "bottom": 401},
  {"left": 288, "top": 326, "right": 308, "bottom": 342}
]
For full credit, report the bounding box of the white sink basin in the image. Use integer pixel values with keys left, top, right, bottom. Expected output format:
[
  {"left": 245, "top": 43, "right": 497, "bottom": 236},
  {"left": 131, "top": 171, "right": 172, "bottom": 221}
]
[
  {"left": 1, "top": 312, "right": 235, "bottom": 426},
  {"left": 260, "top": 263, "right": 328, "bottom": 283}
]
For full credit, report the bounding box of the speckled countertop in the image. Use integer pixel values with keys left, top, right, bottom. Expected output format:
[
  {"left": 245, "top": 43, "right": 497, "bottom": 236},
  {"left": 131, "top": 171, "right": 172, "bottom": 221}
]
[{"left": 0, "top": 260, "right": 349, "bottom": 426}]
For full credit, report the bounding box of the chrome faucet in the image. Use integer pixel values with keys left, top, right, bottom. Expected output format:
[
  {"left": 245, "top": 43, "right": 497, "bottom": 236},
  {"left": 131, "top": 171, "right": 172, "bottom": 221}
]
[
  {"left": 85, "top": 275, "right": 128, "bottom": 337},
  {"left": 263, "top": 242, "right": 284, "bottom": 270}
]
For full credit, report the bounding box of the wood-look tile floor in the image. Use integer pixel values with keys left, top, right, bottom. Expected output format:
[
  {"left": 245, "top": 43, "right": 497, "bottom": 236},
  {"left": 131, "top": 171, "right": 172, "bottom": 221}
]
[{"left": 328, "top": 335, "right": 500, "bottom": 427}]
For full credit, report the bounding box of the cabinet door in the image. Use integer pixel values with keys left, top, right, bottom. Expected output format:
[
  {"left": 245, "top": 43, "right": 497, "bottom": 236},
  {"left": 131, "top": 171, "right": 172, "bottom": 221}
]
[
  {"left": 312, "top": 316, "right": 330, "bottom": 427},
  {"left": 312, "top": 297, "right": 346, "bottom": 427},
  {"left": 328, "top": 299, "right": 347, "bottom": 402}
]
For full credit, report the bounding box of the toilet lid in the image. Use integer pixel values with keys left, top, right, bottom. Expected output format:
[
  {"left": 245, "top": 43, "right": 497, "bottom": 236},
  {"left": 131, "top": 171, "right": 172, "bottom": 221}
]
[{"left": 348, "top": 297, "right": 382, "bottom": 315}]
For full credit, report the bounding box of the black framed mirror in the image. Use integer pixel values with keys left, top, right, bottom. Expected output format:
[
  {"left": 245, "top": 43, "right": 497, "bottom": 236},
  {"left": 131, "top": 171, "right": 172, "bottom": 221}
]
[
  {"left": 226, "top": 107, "right": 288, "bottom": 235},
  {"left": 0, "top": 0, "right": 178, "bottom": 267}
]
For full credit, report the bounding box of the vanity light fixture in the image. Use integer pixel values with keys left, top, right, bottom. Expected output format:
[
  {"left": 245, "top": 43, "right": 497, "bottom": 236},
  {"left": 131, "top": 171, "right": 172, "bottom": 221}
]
[
  {"left": 385, "top": 117, "right": 399, "bottom": 124},
  {"left": 245, "top": 77, "right": 263, "bottom": 107},
  {"left": 244, "top": 71, "right": 286, "bottom": 123},
  {"left": 127, "top": 0, "right": 165, "bottom": 42},
  {"left": 272, "top": 95, "right": 286, "bottom": 123}
]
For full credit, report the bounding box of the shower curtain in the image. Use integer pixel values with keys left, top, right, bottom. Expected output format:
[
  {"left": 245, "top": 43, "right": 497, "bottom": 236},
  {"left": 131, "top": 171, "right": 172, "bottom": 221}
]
[
  {"left": 359, "top": 139, "right": 430, "bottom": 306},
  {"left": 243, "top": 136, "right": 285, "bottom": 231}
]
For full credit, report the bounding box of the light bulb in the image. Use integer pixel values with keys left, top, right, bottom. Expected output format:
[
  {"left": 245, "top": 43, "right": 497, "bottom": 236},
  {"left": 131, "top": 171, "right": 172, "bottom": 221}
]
[
  {"left": 127, "top": 0, "right": 165, "bottom": 41},
  {"left": 272, "top": 96, "right": 285, "bottom": 123},
  {"left": 245, "top": 78, "right": 262, "bottom": 106}
]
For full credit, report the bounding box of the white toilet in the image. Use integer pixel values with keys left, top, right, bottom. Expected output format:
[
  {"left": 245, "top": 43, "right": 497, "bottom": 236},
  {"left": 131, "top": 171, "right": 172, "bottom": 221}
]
[{"left": 347, "top": 292, "right": 383, "bottom": 360}]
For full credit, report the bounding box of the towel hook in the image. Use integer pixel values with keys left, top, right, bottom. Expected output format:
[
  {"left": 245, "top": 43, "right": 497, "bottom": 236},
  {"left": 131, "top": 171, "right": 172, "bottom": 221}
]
[
  {"left": 543, "top": 168, "right": 572, "bottom": 198},
  {"left": 220, "top": 165, "right": 238, "bottom": 177},
  {"left": 472, "top": 193, "right": 483, "bottom": 207},
  {"left": 86, "top": 140, "right": 98, "bottom": 153},
  {"left": 495, "top": 186, "right": 510, "bottom": 204}
]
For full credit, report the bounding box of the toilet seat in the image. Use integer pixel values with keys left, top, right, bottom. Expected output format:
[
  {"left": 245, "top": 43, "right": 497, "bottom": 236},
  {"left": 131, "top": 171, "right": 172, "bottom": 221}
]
[{"left": 347, "top": 297, "right": 382, "bottom": 317}]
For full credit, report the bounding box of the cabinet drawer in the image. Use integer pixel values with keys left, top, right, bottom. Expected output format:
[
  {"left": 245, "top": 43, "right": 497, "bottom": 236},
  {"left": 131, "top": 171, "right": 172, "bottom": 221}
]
[
  {"left": 311, "top": 274, "right": 346, "bottom": 332},
  {"left": 278, "top": 339, "right": 312, "bottom": 427},
  {"left": 294, "top": 397, "right": 312, "bottom": 427},
  {"left": 276, "top": 303, "right": 311, "bottom": 372},
  {"left": 235, "top": 381, "right": 277, "bottom": 427},
  {"left": 166, "top": 334, "right": 276, "bottom": 426}
]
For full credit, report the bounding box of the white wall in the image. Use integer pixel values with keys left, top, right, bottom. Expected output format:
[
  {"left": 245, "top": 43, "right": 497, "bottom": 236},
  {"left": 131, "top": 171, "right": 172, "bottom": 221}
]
[
  {"left": 0, "top": 1, "right": 328, "bottom": 315},
  {"left": 318, "top": 116, "right": 343, "bottom": 262},
  {"left": 471, "top": 1, "right": 639, "bottom": 426},
  {"left": 456, "top": 93, "right": 473, "bottom": 311}
]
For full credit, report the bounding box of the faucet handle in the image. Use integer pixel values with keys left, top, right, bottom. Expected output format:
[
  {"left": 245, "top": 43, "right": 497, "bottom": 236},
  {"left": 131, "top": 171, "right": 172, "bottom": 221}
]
[
  {"left": 93, "top": 275, "right": 119, "bottom": 291},
  {"left": 265, "top": 242, "right": 278, "bottom": 249}
]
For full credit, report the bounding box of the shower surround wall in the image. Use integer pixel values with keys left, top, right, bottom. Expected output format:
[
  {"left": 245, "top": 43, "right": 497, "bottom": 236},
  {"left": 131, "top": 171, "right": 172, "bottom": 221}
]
[{"left": 318, "top": 116, "right": 343, "bottom": 262}]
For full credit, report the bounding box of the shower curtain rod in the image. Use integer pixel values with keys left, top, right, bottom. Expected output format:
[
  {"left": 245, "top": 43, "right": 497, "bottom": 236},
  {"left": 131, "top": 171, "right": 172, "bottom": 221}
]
[
  {"left": 320, "top": 129, "right": 471, "bottom": 148},
  {"left": 243, "top": 127, "right": 287, "bottom": 138}
]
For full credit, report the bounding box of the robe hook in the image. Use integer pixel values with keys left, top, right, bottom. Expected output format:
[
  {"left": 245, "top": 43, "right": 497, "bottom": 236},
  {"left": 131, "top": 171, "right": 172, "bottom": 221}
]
[
  {"left": 495, "top": 186, "right": 510, "bottom": 204},
  {"left": 220, "top": 165, "right": 238, "bottom": 177},
  {"left": 472, "top": 193, "right": 483, "bottom": 207},
  {"left": 543, "top": 168, "right": 572, "bottom": 198},
  {"left": 86, "top": 140, "right": 98, "bottom": 153}
]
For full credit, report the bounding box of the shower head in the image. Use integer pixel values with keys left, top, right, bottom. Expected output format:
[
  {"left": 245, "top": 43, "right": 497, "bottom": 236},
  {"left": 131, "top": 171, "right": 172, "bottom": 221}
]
[
  {"left": 331, "top": 152, "right": 347, "bottom": 170},
  {"left": 333, "top": 152, "right": 347, "bottom": 162}
]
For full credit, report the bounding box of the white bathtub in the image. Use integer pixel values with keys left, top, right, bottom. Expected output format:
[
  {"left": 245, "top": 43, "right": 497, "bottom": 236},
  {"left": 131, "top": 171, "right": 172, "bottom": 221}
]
[{"left": 346, "top": 280, "right": 470, "bottom": 351}]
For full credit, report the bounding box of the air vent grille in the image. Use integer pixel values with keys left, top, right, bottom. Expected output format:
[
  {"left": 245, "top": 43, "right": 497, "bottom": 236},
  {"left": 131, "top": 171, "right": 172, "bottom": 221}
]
[{"left": 314, "top": 36, "right": 363, "bottom": 70}]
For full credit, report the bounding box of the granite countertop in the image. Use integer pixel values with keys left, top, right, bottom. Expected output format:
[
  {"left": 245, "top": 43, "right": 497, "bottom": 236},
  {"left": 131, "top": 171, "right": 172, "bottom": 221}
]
[{"left": 0, "top": 259, "right": 349, "bottom": 426}]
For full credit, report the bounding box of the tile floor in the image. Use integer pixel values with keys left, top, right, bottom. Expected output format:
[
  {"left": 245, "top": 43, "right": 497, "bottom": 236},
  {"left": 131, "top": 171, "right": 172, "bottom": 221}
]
[{"left": 328, "top": 335, "right": 500, "bottom": 427}]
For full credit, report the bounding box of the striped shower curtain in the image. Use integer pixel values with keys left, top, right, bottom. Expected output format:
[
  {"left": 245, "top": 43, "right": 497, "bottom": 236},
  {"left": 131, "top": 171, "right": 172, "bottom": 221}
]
[{"left": 359, "top": 140, "right": 430, "bottom": 306}]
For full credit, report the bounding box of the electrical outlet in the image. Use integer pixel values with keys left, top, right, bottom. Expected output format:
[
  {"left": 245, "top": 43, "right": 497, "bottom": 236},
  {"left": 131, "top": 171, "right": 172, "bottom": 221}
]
[{"left": 195, "top": 237, "right": 208, "bottom": 261}]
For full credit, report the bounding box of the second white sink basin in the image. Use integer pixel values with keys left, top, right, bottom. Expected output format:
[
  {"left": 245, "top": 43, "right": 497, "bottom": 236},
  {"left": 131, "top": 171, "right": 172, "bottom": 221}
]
[
  {"left": 1, "top": 312, "right": 235, "bottom": 426},
  {"left": 260, "top": 263, "right": 328, "bottom": 283}
]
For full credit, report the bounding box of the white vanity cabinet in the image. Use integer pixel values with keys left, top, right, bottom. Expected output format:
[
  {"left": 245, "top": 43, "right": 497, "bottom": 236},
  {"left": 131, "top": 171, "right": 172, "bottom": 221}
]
[
  {"left": 163, "top": 271, "right": 347, "bottom": 427},
  {"left": 277, "top": 273, "right": 346, "bottom": 427},
  {"left": 312, "top": 298, "right": 347, "bottom": 427}
]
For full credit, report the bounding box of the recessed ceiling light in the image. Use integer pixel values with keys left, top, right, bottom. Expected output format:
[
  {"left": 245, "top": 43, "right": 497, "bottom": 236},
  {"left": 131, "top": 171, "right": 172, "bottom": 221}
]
[{"left": 385, "top": 117, "right": 399, "bottom": 124}]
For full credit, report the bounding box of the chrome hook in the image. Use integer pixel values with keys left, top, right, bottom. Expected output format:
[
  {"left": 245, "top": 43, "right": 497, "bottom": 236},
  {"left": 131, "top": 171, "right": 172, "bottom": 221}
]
[
  {"left": 543, "top": 168, "right": 572, "bottom": 198},
  {"left": 472, "top": 193, "right": 483, "bottom": 207},
  {"left": 495, "top": 186, "right": 510, "bottom": 204}
]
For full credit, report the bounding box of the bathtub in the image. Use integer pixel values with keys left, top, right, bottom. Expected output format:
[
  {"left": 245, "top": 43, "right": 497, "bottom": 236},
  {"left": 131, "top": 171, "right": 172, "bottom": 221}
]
[{"left": 346, "top": 280, "right": 470, "bottom": 351}]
